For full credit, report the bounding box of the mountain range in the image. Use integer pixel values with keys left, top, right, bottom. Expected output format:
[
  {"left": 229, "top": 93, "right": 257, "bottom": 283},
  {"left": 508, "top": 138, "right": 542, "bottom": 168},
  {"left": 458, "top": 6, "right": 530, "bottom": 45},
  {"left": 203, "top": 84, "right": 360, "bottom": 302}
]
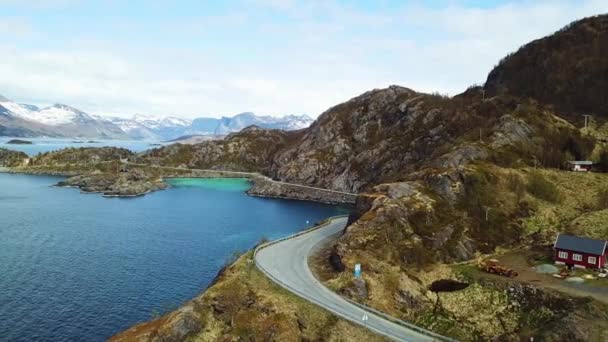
[{"left": 0, "top": 96, "right": 313, "bottom": 140}]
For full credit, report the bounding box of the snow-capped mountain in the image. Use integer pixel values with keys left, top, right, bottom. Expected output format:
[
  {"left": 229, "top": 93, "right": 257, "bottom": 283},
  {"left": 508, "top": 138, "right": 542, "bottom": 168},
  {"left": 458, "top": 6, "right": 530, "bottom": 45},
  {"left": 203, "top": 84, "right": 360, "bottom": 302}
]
[
  {"left": 0, "top": 93, "right": 314, "bottom": 140},
  {"left": 213, "top": 112, "right": 312, "bottom": 134},
  {"left": 106, "top": 115, "right": 193, "bottom": 141},
  {"left": 107, "top": 112, "right": 313, "bottom": 140},
  {"left": 0, "top": 96, "right": 128, "bottom": 139}
]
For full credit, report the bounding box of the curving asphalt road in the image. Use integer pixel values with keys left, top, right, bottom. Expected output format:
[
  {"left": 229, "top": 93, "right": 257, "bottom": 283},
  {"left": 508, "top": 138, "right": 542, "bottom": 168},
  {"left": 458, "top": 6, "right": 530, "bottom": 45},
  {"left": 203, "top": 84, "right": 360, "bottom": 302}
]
[{"left": 255, "top": 216, "right": 450, "bottom": 342}]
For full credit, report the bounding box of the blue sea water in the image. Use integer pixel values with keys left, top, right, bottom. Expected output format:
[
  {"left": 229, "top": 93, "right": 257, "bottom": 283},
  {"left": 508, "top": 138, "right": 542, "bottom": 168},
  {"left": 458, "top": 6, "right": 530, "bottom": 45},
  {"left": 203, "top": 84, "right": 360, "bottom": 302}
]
[
  {"left": 0, "top": 137, "right": 159, "bottom": 156},
  {"left": 0, "top": 174, "right": 349, "bottom": 341}
]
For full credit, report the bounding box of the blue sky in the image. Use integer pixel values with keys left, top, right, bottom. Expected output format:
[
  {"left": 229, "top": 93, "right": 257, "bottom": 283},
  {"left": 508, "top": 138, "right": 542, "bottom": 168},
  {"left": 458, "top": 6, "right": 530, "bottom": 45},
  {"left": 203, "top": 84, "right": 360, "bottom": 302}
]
[{"left": 0, "top": 0, "right": 606, "bottom": 118}]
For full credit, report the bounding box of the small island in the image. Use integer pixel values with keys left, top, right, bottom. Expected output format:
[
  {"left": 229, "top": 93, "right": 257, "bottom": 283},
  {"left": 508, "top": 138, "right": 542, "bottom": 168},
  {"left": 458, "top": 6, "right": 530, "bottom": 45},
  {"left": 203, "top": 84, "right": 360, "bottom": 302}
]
[{"left": 7, "top": 139, "right": 33, "bottom": 145}]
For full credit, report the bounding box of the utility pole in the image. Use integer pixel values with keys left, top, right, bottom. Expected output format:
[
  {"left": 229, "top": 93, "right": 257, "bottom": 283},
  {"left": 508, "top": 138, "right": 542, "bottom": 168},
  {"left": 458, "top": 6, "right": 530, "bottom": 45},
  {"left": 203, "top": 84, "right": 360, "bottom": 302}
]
[
  {"left": 583, "top": 115, "right": 592, "bottom": 131},
  {"left": 483, "top": 206, "right": 491, "bottom": 222}
]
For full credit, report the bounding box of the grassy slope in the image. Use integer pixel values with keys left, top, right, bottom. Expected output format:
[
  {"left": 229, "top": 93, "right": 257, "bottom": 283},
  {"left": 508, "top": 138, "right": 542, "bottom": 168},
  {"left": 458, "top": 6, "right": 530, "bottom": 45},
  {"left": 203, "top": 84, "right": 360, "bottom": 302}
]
[
  {"left": 111, "top": 251, "right": 387, "bottom": 342},
  {"left": 318, "top": 164, "right": 608, "bottom": 341}
]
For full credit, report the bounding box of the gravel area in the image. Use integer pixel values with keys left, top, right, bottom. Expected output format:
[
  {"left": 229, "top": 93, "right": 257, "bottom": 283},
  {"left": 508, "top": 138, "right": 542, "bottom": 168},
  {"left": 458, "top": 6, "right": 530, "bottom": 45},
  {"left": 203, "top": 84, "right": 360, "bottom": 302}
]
[
  {"left": 535, "top": 264, "right": 559, "bottom": 274},
  {"left": 565, "top": 277, "right": 585, "bottom": 283}
]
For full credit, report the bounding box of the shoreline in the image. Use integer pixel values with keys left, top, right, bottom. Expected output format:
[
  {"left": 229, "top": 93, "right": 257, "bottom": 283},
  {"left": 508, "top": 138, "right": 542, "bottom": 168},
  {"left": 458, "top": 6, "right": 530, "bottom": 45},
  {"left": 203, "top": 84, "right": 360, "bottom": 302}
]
[
  {"left": 109, "top": 216, "right": 351, "bottom": 342},
  {"left": 2, "top": 167, "right": 358, "bottom": 204}
]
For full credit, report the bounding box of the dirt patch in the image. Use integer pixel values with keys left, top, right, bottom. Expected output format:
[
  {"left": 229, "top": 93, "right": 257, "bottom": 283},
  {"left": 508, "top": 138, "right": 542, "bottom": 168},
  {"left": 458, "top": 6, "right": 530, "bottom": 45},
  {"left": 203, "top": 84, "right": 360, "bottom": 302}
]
[
  {"left": 308, "top": 236, "right": 343, "bottom": 282},
  {"left": 486, "top": 249, "right": 608, "bottom": 304}
]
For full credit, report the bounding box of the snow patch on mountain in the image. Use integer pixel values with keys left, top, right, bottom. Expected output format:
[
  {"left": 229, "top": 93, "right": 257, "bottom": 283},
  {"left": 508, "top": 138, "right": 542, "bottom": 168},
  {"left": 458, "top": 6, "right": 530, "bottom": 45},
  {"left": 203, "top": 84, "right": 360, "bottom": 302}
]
[{"left": 0, "top": 94, "right": 314, "bottom": 140}]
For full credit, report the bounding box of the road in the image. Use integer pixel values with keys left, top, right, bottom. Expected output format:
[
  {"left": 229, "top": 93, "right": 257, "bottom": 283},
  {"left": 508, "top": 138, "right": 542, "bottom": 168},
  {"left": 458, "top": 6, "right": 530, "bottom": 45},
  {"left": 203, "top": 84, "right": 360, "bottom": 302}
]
[
  {"left": 125, "top": 161, "right": 357, "bottom": 196},
  {"left": 255, "top": 216, "right": 450, "bottom": 342}
]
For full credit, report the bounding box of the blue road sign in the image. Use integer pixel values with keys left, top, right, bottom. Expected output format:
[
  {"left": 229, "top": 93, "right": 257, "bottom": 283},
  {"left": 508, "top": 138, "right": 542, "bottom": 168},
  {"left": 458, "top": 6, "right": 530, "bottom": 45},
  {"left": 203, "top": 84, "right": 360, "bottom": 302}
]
[{"left": 354, "top": 263, "right": 362, "bottom": 278}]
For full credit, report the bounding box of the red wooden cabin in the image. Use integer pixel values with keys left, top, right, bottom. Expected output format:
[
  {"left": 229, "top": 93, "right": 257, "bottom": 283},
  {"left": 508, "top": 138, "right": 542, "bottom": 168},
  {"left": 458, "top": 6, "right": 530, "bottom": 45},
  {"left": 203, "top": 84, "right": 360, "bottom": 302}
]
[{"left": 554, "top": 234, "right": 607, "bottom": 269}]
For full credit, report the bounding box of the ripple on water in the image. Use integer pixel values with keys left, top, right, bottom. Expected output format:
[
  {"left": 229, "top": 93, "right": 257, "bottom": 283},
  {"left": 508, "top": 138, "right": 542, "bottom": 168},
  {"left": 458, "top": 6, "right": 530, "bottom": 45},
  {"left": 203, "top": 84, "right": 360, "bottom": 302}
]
[{"left": 0, "top": 174, "right": 349, "bottom": 342}]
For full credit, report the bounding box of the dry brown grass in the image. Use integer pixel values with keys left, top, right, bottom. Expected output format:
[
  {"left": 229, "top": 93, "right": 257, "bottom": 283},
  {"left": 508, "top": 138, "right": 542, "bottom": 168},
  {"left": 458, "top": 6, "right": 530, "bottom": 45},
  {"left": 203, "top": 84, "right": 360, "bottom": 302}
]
[{"left": 112, "top": 251, "right": 387, "bottom": 342}]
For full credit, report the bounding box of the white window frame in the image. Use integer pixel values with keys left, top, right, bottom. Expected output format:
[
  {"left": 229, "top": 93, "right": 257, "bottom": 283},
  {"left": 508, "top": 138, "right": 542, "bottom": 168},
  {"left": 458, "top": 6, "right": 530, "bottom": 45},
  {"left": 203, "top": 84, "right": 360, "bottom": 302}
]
[
  {"left": 573, "top": 254, "right": 583, "bottom": 262},
  {"left": 588, "top": 256, "right": 597, "bottom": 265},
  {"left": 558, "top": 251, "right": 568, "bottom": 259}
]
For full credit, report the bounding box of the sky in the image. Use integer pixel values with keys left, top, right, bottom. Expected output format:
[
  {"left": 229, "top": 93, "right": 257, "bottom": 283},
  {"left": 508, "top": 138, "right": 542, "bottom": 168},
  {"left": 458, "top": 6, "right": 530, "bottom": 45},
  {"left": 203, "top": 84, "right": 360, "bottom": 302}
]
[{"left": 0, "top": 0, "right": 606, "bottom": 119}]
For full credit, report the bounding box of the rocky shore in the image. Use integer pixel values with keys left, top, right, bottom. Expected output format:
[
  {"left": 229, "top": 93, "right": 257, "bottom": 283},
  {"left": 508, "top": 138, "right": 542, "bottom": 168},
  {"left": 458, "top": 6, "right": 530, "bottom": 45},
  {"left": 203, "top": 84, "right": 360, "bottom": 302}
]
[
  {"left": 55, "top": 169, "right": 168, "bottom": 197},
  {"left": 247, "top": 177, "right": 357, "bottom": 205},
  {"left": 3, "top": 161, "right": 358, "bottom": 202}
]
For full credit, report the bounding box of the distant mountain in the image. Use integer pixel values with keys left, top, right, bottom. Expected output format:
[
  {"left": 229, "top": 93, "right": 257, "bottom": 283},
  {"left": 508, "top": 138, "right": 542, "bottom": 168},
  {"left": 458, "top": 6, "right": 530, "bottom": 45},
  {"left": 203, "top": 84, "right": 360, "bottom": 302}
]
[
  {"left": 105, "top": 115, "right": 193, "bottom": 141},
  {"left": 0, "top": 97, "right": 129, "bottom": 139},
  {"left": 165, "top": 134, "right": 225, "bottom": 145},
  {"left": 213, "top": 112, "right": 312, "bottom": 135},
  {"left": 107, "top": 112, "right": 313, "bottom": 140},
  {"left": 0, "top": 94, "right": 314, "bottom": 140}
]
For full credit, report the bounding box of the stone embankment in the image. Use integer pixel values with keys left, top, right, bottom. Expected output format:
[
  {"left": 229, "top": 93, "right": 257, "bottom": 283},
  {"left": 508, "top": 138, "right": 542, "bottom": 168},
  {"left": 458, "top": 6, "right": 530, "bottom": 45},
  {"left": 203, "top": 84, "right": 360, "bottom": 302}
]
[
  {"left": 247, "top": 176, "right": 357, "bottom": 205},
  {"left": 3, "top": 162, "right": 358, "bottom": 203},
  {"left": 142, "top": 164, "right": 357, "bottom": 204}
]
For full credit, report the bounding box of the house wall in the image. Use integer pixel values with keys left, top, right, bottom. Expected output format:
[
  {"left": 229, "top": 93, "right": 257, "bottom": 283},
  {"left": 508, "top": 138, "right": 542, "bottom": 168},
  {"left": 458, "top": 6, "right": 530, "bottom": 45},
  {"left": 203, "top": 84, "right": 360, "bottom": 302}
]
[
  {"left": 571, "top": 164, "right": 592, "bottom": 172},
  {"left": 554, "top": 248, "right": 603, "bottom": 268}
]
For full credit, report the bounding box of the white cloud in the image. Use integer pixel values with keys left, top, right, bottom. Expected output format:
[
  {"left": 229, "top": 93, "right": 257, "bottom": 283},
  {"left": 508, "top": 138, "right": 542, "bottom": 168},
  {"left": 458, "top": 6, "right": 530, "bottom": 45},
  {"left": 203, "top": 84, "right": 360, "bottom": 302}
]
[
  {"left": 0, "top": 1, "right": 607, "bottom": 119},
  {"left": 0, "top": 17, "right": 33, "bottom": 37}
]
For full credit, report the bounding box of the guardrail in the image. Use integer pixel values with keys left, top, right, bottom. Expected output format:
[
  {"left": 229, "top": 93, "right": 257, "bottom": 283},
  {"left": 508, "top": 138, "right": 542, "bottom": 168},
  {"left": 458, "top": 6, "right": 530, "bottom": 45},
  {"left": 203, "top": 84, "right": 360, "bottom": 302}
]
[
  {"left": 127, "top": 162, "right": 358, "bottom": 197},
  {"left": 253, "top": 216, "right": 456, "bottom": 342},
  {"left": 254, "top": 215, "right": 348, "bottom": 252}
]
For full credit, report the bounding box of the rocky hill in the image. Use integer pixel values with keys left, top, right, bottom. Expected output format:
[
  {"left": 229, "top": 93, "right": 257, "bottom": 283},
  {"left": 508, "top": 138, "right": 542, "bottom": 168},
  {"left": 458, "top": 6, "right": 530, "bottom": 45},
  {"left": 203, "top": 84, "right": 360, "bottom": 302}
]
[
  {"left": 0, "top": 148, "right": 27, "bottom": 167},
  {"left": 133, "top": 126, "right": 300, "bottom": 173},
  {"left": 29, "top": 147, "right": 133, "bottom": 167},
  {"left": 485, "top": 14, "right": 608, "bottom": 122}
]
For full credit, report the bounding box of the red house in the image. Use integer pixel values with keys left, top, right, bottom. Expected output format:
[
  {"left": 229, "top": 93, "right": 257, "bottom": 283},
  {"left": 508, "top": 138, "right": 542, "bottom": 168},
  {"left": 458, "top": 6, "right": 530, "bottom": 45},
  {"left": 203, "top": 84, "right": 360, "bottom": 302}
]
[{"left": 554, "top": 234, "right": 607, "bottom": 269}]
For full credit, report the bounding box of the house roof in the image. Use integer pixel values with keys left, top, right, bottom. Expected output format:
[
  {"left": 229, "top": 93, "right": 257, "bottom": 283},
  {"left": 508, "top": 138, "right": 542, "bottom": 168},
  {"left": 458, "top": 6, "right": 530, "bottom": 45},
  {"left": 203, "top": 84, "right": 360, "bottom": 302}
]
[
  {"left": 554, "top": 234, "right": 607, "bottom": 255},
  {"left": 567, "top": 161, "right": 593, "bottom": 165}
]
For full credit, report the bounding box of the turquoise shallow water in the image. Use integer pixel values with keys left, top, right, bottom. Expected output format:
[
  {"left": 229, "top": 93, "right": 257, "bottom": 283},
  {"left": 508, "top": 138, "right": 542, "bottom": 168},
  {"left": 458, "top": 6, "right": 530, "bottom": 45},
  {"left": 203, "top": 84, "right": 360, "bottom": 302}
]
[
  {"left": 0, "top": 174, "right": 349, "bottom": 342},
  {"left": 166, "top": 177, "right": 252, "bottom": 192}
]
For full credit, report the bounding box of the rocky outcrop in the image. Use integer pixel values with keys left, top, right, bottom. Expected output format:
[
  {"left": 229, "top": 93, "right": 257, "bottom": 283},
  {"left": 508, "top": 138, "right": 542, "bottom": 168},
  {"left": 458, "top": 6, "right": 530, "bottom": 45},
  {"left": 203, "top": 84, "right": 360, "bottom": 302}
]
[
  {"left": 0, "top": 148, "right": 28, "bottom": 167},
  {"left": 247, "top": 177, "right": 357, "bottom": 204},
  {"left": 271, "top": 86, "right": 454, "bottom": 192},
  {"left": 485, "top": 14, "right": 608, "bottom": 121},
  {"left": 110, "top": 252, "right": 383, "bottom": 342},
  {"left": 112, "top": 304, "right": 203, "bottom": 342},
  {"left": 333, "top": 181, "right": 476, "bottom": 275},
  {"left": 30, "top": 147, "right": 133, "bottom": 166},
  {"left": 56, "top": 169, "right": 167, "bottom": 197},
  {"left": 133, "top": 126, "right": 294, "bottom": 173}
]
